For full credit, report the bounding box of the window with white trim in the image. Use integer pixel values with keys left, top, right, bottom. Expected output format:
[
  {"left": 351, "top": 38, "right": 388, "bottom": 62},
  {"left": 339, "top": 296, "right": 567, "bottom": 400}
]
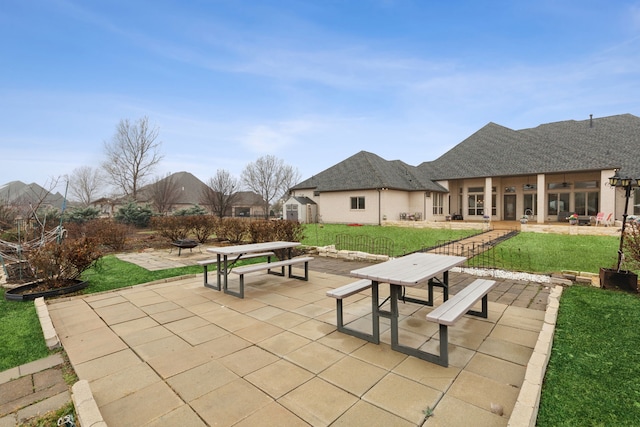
[
  {"left": 433, "top": 193, "right": 443, "bottom": 215},
  {"left": 350, "top": 197, "right": 365, "bottom": 210}
]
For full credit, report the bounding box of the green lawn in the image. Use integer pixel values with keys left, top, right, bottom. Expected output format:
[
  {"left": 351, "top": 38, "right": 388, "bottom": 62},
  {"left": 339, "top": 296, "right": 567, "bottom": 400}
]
[
  {"left": 537, "top": 286, "right": 640, "bottom": 425},
  {"left": 301, "top": 223, "right": 479, "bottom": 256}
]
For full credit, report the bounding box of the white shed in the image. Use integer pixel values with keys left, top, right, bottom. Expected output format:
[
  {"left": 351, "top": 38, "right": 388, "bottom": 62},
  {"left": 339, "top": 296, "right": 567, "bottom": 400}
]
[{"left": 284, "top": 196, "right": 317, "bottom": 223}]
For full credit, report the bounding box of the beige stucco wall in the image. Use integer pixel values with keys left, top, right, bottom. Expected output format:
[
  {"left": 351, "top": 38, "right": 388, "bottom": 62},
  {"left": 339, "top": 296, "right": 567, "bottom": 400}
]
[
  {"left": 290, "top": 189, "right": 442, "bottom": 224},
  {"left": 292, "top": 169, "right": 623, "bottom": 224}
]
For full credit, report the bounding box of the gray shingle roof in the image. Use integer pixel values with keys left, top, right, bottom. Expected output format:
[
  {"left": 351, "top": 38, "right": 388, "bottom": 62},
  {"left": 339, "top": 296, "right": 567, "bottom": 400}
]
[
  {"left": 0, "top": 180, "right": 66, "bottom": 209},
  {"left": 292, "top": 151, "right": 447, "bottom": 192},
  {"left": 422, "top": 113, "right": 640, "bottom": 179},
  {"left": 293, "top": 114, "right": 640, "bottom": 193},
  {"left": 288, "top": 196, "right": 316, "bottom": 205}
]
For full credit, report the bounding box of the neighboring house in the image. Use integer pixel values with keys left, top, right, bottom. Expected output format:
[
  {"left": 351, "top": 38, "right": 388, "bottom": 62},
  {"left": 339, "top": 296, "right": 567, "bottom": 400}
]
[
  {"left": 89, "top": 172, "right": 267, "bottom": 217},
  {"left": 91, "top": 197, "right": 118, "bottom": 217},
  {"left": 0, "top": 180, "right": 66, "bottom": 211},
  {"left": 290, "top": 113, "right": 640, "bottom": 225},
  {"left": 231, "top": 191, "right": 267, "bottom": 218},
  {"left": 136, "top": 171, "right": 210, "bottom": 213},
  {"left": 283, "top": 196, "right": 317, "bottom": 223}
]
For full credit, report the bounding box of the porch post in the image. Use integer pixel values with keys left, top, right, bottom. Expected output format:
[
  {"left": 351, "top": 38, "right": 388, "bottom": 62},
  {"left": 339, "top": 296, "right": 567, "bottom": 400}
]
[
  {"left": 485, "top": 177, "right": 492, "bottom": 218},
  {"left": 537, "top": 174, "right": 545, "bottom": 224}
]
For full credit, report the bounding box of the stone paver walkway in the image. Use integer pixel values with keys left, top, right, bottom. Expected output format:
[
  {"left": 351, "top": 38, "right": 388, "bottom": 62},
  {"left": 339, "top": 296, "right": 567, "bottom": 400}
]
[{"left": 0, "top": 354, "right": 71, "bottom": 426}]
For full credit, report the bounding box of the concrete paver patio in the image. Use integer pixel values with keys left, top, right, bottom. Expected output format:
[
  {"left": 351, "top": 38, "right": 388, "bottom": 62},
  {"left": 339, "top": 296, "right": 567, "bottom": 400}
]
[{"left": 46, "top": 255, "right": 551, "bottom": 426}]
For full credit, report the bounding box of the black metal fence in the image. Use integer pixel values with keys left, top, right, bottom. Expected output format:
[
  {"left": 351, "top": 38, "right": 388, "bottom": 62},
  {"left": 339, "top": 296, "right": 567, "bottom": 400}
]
[
  {"left": 424, "top": 230, "right": 533, "bottom": 270},
  {"left": 335, "top": 234, "right": 395, "bottom": 257}
]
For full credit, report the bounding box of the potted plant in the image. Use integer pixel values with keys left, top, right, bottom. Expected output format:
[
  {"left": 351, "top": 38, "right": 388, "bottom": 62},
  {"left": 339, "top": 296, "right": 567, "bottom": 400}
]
[
  {"left": 520, "top": 215, "right": 528, "bottom": 224},
  {"left": 598, "top": 220, "right": 640, "bottom": 293},
  {"left": 5, "top": 237, "right": 103, "bottom": 301},
  {"left": 567, "top": 213, "right": 579, "bottom": 225}
]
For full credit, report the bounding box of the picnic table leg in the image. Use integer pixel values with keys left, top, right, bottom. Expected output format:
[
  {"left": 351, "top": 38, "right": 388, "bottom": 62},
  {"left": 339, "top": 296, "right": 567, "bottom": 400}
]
[
  {"left": 205, "top": 255, "right": 221, "bottom": 291},
  {"left": 372, "top": 281, "right": 380, "bottom": 344},
  {"left": 222, "top": 255, "right": 229, "bottom": 292},
  {"left": 390, "top": 283, "right": 447, "bottom": 366},
  {"left": 214, "top": 254, "right": 223, "bottom": 291},
  {"left": 427, "top": 272, "right": 450, "bottom": 305},
  {"left": 389, "top": 284, "right": 402, "bottom": 350}
]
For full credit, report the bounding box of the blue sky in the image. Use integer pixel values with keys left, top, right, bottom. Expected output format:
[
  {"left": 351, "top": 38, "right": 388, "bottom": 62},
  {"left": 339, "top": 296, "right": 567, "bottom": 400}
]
[{"left": 2, "top": 0, "right": 640, "bottom": 195}]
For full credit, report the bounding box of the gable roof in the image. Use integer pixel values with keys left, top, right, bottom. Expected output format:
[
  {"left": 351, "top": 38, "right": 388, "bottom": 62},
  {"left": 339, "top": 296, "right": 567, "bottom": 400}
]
[
  {"left": 234, "top": 191, "right": 266, "bottom": 205},
  {"left": 137, "top": 171, "right": 209, "bottom": 204},
  {"left": 292, "top": 151, "right": 447, "bottom": 192},
  {"left": 287, "top": 196, "right": 316, "bottom": 205},
  {"left": 0, "top": 180, "right": 66, "bottom": 209},
  {"left": 421, "top": 113, "right": 640, "bottom": 180}
]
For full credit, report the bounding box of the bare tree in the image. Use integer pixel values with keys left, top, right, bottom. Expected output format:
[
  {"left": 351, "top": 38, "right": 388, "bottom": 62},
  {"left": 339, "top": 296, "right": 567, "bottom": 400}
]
[
  {"left": 202, "top": 169, "right": 240, "bottom": 218},
  {"left": 102, "top": 116, "right": 164, "bottom": 200},
  {"left": 68, "top": 166, "right": 104, "bottom": 206},
  {"left": 241, "top": 155, "right": 300, "bottom": 219},
  {"left": 148, "top": 173, "right": 182, "bottom": 214}
]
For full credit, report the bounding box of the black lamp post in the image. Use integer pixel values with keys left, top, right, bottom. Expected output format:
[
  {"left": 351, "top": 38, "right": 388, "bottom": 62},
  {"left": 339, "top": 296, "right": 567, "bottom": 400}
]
[{"left": 608, "top": 172, "right": 638, "bottom": 272}]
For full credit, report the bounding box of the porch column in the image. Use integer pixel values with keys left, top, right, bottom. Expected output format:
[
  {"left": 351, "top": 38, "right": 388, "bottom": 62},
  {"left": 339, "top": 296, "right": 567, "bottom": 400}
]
[
  {"left": 485, "top": 177, "right": 492, "bottom": 218},
  {"left": 536, "top": 174, "right": 545, "bottom": 224},
  {"left": 601, "top": 169, "right": 617, "bottom": 219}
]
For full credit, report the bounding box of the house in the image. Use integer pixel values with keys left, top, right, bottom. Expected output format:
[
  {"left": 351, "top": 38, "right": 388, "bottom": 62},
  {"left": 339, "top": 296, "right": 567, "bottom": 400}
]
[
  {"left": 0, "top": 181, "right": 66, "bottom": 211},
  {"left": 290, "top": 113, "right": 640, "bottom": 225},
  {"left": 91, "top": 172, "right": 267, "bottom": 217},
  {"left": 231, "top": 191, "right": 268, "bottom": 217}
]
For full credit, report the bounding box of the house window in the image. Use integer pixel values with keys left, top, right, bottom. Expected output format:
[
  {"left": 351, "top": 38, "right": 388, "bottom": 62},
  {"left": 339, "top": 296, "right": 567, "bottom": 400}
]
[
  {"left": 575, "top": 191, "right": 599, "bottom": 216},
  {"left": 548, "top": 182, "right": 572, "bottom": 190},
  {"left": 468, "top": 193, "right": 484, "bottom": 216},
  {"left": 524, "top": 193, "right": 537, "bottom": 216},
  {"left": 548, "top": 193, "right": 570, "bottom": 216},
  {"left": 350, "top": 197, "right": 365, "bottom": 210},
  {"left": 433, "top": 193, "right": 443, "bottom": 215},
  {"left": 235, "top": 207, "right": 250, "bottom": 217},
  {"left": 491, "top": 194, "right": 497, "bottom": 216},
  {"left": 574, "top": 181, "right": 599, "bottom": 189}
]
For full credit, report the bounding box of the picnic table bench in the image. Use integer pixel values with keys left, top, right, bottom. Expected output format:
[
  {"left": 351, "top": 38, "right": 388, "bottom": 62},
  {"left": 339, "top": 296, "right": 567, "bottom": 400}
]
[
  {"left": 205, "top": 241, "right": 305, "bottom": 298},
  {"left": 230, "top": 256, "right": 314, "bottom": 298},
  {"left": 425, "top": 278, "right": 497, "bottom": 366},
  {"left": 326, "top": 279, "right": 373, "bottom": 342},
  {"left": 197, "top": 252, "right": 275, "bottom": 288}
]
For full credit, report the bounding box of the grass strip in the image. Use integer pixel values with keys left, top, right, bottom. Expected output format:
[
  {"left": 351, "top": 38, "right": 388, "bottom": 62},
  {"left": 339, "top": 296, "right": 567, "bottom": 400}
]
[
  {"left": 537, "top": 285, "right": 640, "bottom": 425},
  {"left": 0, "top": 291, "right": 49, "bottom": 371}
]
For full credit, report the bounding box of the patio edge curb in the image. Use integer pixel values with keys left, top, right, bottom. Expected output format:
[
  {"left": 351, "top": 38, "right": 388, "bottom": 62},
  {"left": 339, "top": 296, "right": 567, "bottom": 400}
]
[
  {"left": 72, "top": 379, "right": 107, "bottom": 427},
  {"left": 507, "top": 284, "right": 563, "bottom": 426}
]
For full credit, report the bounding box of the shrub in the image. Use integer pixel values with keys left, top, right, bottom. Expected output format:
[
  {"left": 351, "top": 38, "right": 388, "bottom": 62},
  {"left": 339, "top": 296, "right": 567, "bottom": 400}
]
[
  {"left": 623, "top": 221, "right": 640, "bottom": 270},
  {"left": 114, "top": 202, "right": 153, "bottom": 228},
  {"left": 248, "top": 220, "right": 272, "bottom": 243},
  {"left": 90, "top": 219, "right": 129, "bottom": 251},
  {"left": 215, "top": 218, "right": 247, "bottom": 243},
  {"left": 272, "top": 220, "right": 305, "bottom": 242},
  {"left": 151, "top": 216, "right": 191, "bottom": 242},
  {"left": 173, "top": 205, "right": 208, "bottom": 216},
  {"left": 27, "top": 237, "right": 103, "bottom": 287},
  {"left": 189, "top": 215, "right": 217, "bottom": 243},
  {"left": 63, "top": 206, "right": 101, "bottom": 224}
]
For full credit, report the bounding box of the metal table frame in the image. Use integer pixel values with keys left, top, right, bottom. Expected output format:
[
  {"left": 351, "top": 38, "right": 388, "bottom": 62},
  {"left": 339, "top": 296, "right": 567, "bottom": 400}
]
[
  {"left": 349, "top": 253, "right": 467, "bottom": 363},
  {"left": 206, "top": 241, "right": 301, "bottom": 295}
]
